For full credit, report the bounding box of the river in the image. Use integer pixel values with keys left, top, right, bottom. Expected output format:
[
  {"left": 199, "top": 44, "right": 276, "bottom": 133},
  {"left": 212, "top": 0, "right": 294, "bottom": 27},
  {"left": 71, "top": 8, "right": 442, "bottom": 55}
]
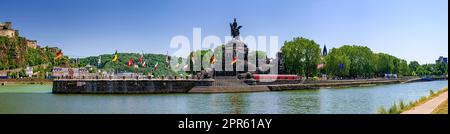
[{"left": 0, "top": 80, "right": 447, "bottom": 114}]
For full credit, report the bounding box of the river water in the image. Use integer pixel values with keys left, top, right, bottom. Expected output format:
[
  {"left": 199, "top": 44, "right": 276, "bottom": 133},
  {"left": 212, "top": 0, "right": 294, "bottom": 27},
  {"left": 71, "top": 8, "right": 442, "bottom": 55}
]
[{"left": 0, "top": 80, "right": 447, "bottom": 114}]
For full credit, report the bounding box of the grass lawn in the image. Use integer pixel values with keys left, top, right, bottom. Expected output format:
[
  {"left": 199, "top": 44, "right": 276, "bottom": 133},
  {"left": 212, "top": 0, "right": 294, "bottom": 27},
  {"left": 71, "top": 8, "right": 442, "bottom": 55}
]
[{"left": 432, "top": 99, "right": 448, "bottom": 114}]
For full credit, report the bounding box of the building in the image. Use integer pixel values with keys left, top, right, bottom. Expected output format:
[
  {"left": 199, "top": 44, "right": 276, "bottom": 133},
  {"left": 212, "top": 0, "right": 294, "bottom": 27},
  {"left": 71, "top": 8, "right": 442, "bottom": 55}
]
[
  {"left": 0, "top": 22, "right": 39, "bottom": 49},
  {"left": 0, "top": 22, "right": 12, "bottom": 29},
  {"left": 436, "top": 56, "right": 448, "bottom": 64},
  {"left": 1, "top": 22, "right": 39, "bottom": 48},
  {"left": 26, "top": 40, "right": 38, "bottom": 49},
  {"left": 47, "top": 47, "right": 60, "bottom": 54},
  {"left": 26, "top": 65, "right": 33, "bottom": 77},
  {"left": 0, "top": 22, "right": 17, "bottom": 38},
  {"left": 322, "top": 45, "right": 328, "bottom": 56},
  {"left": 0, "top": 71, "right": 7, "bottom": 79},
  {"left": 52, "top": 67, "right": 89, "bottom": 78}
]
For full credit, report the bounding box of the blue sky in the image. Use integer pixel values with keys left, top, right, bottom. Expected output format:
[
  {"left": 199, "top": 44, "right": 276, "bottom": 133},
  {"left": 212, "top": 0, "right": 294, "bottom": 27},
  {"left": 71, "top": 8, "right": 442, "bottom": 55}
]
[{"left": 1, "top": 0, "right": 448, "bottom": 64}]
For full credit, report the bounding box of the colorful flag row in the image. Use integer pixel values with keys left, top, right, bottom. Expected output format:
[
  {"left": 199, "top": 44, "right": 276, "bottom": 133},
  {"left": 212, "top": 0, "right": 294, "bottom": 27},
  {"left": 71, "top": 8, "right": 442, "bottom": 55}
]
[{"left": 111, "top": 50, "right": 159, "bottom": 70}]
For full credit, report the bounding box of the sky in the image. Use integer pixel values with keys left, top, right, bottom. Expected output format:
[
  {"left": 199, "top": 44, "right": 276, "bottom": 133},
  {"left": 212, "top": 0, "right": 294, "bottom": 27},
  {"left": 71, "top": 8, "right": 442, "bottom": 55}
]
[{"left": 1, "top": 0, "right": 448, "bottom": 64}]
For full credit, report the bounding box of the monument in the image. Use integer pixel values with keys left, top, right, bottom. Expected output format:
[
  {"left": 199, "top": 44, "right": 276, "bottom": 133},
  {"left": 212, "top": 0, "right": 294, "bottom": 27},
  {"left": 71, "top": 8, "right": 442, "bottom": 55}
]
[{"left": 214, "top": 19, "right": 249, "bottom": 77}]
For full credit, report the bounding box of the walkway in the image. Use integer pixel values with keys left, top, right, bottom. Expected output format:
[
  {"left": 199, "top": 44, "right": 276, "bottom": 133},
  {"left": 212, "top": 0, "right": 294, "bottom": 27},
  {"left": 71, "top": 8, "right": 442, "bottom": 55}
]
[{"left": 402, "top": 91, "right": 448, "bottom": 114}]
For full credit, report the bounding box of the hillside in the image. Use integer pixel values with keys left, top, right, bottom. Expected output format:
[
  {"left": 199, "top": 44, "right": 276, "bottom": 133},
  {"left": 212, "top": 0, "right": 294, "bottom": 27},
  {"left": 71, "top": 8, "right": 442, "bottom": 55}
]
[
  {"left": 77, "top": 53, "right": 187, "bottom": 77},
  {"left": 0, "top": 36, "right": 70, "bottom": 79},
  {"left": 0, "top": 36, "right": 57, "bottom": 70}
]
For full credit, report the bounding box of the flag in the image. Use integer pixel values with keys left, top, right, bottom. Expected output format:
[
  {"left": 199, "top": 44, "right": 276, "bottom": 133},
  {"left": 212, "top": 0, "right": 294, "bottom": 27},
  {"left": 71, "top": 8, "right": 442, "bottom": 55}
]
[
  {"left": 142, "top": 61, "right": 146, "bottom": 68},
  {"left": 54, "top": 50, "right": 63, "bottom": 60},
  {"left": 139, "top": 51, "right": 144, "bottom": 64},
  {"left": 97, "top": 56, "right": 101, "bottom": 67},
  {"left": 191, "top": 53, "right": 196, "bottom": 64},
  {"left": 154, "top": 62, "right": 159, "bottom": 70},
  {"left": 231, "top": 56, "right": 237, "bottom": 65},
  {"left": 165, "top": 51, "right": 170, "bottom": 65},
  {"left": 183, "top": 64, "right": 189, "bottom": 71},
  {"left": 139, "top": 55, "right": 144, "bottom": 64},
  {"left": 317, "top": 64, "right": 325, "bottom": 69},
  {"left": 128, "top": 58, "right": 133, "bottom": 68},
  {"left": 112, "top": 50, "right": 118, "bottom": 62},
  {"left": 339, "top": 63, "right": 345, "bottom": 70},
  {"left": 210, "top": 54, "right": 216, "bottom": 64}
]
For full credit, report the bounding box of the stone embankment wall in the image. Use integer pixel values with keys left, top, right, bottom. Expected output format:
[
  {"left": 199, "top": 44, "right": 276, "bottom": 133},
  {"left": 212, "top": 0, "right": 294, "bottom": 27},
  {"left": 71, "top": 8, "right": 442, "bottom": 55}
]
[{"left": 53, "top": 79, "right": 214, "bottom": 94}]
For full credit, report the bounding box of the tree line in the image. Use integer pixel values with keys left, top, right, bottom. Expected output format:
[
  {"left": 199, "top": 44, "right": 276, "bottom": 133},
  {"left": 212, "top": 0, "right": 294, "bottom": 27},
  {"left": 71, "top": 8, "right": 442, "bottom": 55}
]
[{"left": 281, "top": 37, "right": 448, "bottom": 79}]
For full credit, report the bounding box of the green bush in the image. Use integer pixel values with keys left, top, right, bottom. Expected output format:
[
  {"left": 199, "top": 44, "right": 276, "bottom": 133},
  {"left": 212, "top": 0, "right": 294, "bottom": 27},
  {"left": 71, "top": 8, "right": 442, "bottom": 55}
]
[
  {"left": 399, "top": 100, "right": 406, "bottom": 110},
  {"left": 377, "top": 106, "right": 388, "bottom": 114}
]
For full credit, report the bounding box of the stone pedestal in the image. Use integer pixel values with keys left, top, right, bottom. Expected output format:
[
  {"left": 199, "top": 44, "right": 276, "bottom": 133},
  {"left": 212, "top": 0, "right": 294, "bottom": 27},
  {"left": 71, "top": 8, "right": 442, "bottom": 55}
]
[{"left": 214, "top": 38, "right": 249, "bottom": 77}]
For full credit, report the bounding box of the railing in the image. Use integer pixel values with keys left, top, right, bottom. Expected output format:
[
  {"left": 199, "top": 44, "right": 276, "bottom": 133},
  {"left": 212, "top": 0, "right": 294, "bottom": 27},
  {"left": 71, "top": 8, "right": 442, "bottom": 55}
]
[{"left": 52, "top": 75, "right": 211, "bottom": 80}]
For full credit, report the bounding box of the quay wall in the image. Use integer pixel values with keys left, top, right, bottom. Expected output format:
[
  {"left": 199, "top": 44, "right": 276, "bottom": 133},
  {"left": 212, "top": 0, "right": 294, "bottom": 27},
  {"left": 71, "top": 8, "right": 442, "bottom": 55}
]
[
  {"left": 52, "top": 79, "right": 214, "bottom": 94},
  {"left": 268, "top": 80, "right": 402, "bottom": 91}
]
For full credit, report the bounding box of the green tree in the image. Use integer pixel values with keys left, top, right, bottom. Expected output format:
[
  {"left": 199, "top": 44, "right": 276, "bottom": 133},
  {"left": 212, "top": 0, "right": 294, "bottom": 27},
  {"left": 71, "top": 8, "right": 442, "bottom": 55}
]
[
  {"left": 248, "top": 50, "right": 267, "bottom": 67},
  {"left": 398, "top": 59, "right": 409, "bottom": 76},
  {"left": 281, "top": 37, "right": 321, "bottom": 79},
  {"left": 338, "top": 45, "right": 376, "bottom": 78},
  {"left": 325, "top": 48, "right": 350, "bottom": 77},
  {"left": 434, "top": 62, "right": 448, "bottom": 75},
  {"left": 19, "top": 68, "right": 27, "bottom": 77},
  {"left": 409, "top": 61, "right": 420, "bottom": 76},
  {"left": 375, "top": 53, "right": 395, "bottom": 75},
  {"left": 248, "top": 51, "right": 267, "bottom": 61}
]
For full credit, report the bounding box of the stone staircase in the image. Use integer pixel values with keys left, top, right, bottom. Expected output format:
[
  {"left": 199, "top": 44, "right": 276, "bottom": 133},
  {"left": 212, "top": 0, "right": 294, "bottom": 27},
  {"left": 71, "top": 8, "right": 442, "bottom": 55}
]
[
  {"left": 189, "top": 76, "right": 270, "bottom": 93},
  {"left": 212, "top": 76, "right": 250, "bottom": 87}
]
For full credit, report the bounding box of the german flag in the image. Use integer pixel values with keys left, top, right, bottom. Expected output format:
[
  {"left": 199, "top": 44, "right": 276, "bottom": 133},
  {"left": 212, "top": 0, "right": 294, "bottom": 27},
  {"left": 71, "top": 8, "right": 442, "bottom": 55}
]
[
  {"left": 231, "top": 56, "right": 237, "bottom": 65},
  {"left": 54, "top": 50, "right": 63, "bottom": 60}
]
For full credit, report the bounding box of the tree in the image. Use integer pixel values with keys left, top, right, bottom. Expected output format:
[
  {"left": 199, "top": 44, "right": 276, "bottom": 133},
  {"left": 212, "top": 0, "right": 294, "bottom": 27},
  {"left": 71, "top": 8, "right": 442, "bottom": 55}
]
[
  {"left": 281, "top": 37, "right": 321, "bottom": 79},
  {"left": 325, "top": 48, "right": 350, "bottom": 77},
  {"left": 409, "top": 61, "right": 420, "bottom": 76},
  {"left": 434, "top": 62, "right": 448, "bottom": 75},
  {"left": 248, "top": 51, "right": 267, "bottom": 62},
  {"left": 398, "top": 59, "right": 409, "bottom": 76},
  {"left": 338, "top": 45, "right": 376, "bottom": 78},
  {"left": 19, "top": 68, "right": 27, "bottom": 78},
  {"left": 248, "top": 50, "right": 267, "bottom": 67},
  {"left": 375, "top": 53, "right": 395, "bottom": 75}
]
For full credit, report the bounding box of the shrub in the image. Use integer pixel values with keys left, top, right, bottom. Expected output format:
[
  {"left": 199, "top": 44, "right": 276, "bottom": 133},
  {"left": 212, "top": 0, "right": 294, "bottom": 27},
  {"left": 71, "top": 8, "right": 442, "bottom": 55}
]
[
  {"left": 378, "top": 106, "right": 388, "bottom": 114},
  {"left": 399, "top": 100, "right": 405, "bottom": 110}
]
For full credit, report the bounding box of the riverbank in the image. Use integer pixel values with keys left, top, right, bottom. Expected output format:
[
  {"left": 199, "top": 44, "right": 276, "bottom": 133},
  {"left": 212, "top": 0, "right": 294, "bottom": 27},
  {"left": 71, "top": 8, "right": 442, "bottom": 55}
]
[
  {"left": 192, "top": 78, "right": 434, "bottom": 93},
  {"left": 432, "top": 99, "right": 448, "bottom": 114},
  {"left": 269, "top": 79, "right": 403, "bottom": 91},
  {"left": 402, "top": 89, "right": 448, "bottom": 114},
  {"left": 0, "top": 78, "right": 52, "bottom": 86},
  {"left": 49, "top": 77, "right": 446, "bottom": 94},
  {"left": 194, "top": 77, "right": 448, "bottom": 93},
  {"left": 378, "top": 87, "right": 448, "bottom": 114},
  {"left": 189, "top": 79, "right": 407, "bottom": 93}
]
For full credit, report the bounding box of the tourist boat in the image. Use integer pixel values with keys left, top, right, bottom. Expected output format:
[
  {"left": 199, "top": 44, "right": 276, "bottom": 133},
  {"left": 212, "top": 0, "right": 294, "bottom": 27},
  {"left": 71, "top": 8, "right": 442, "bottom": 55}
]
[{"left": 421, "top": 77, "right": 433, "bottom": 81}]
